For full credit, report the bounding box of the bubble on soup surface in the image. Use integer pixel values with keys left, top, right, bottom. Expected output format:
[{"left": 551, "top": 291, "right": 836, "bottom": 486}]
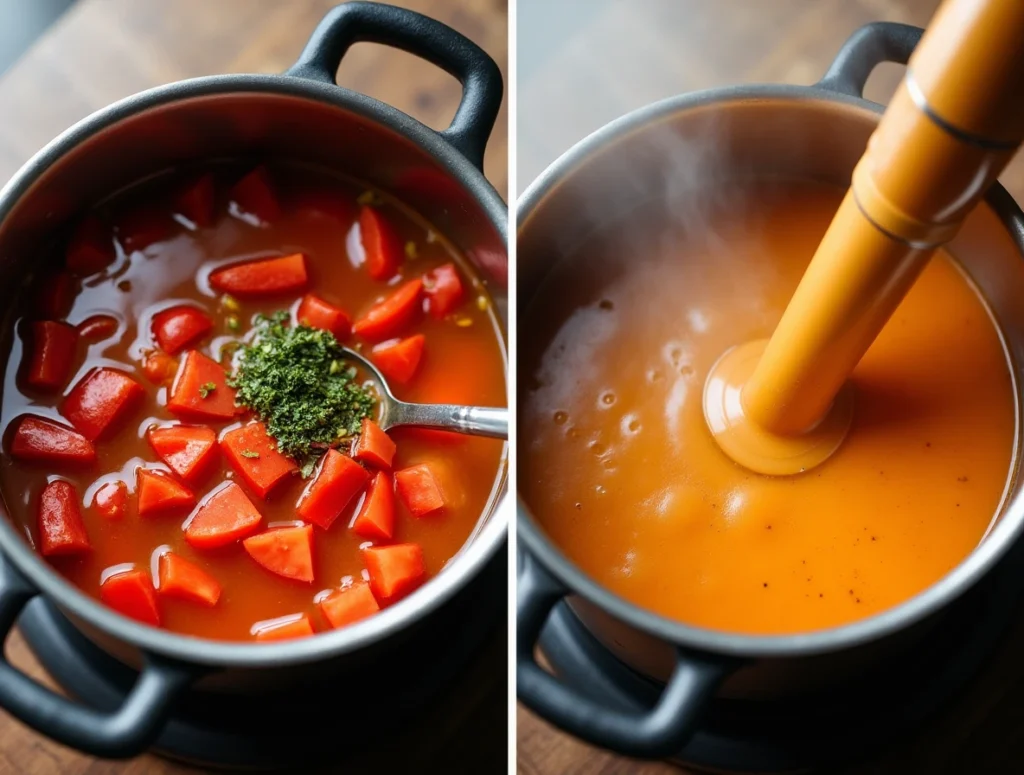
[
  {"left": 553, "top": 410, "right": 568, "bottom": 425},
  {"left": 600, "top": 391, "right": 616, "bottom": 407}
]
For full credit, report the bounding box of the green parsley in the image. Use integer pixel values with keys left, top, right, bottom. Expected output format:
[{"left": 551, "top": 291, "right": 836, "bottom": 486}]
[
  {"left": 198, "top": 381, "right": 217, "bottom": 398},
  {"left": 240, "top": 449, "right": 260, "bottom": 459},
  {"left": 228, "top": 311, "right": 375, "bottom": 473}
]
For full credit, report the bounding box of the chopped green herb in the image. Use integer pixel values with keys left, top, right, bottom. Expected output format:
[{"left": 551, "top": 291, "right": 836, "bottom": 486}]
[
  {"left": 299, "top": 458, "right": 317, "bottom": 479},
  {"left": 221, "top": 294, "right": 241, "bottom": 312},
  {"left": 226, "top": 315, "right": 240, "bottom": 331},
  {"left": 404, "top": 241, "right": 418, "bottom": 259},
  {"left": 198, "top": 381, "right": 217, "bottom": 398},
  {"left": 240, "top": 449, "right": 260, "bottom": 459},
  {"left": 228, "top": 311, "right": 375, "bottom": 473}
]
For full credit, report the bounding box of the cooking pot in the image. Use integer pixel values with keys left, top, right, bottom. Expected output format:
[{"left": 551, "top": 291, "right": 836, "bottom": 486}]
[
  {"left": 0, "top": 1, "right": 508, "bottom": 759},
  {"left": 517, "top": 21, "right": 1024, "bottom": 759}
]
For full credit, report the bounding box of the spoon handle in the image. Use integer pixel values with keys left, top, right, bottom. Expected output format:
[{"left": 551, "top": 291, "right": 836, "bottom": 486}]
[{"left": 388, "top": 402, "right": 508, "bottom": 439}]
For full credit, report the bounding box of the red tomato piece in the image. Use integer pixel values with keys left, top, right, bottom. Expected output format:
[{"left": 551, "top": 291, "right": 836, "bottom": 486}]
[
  {"left": 77, "top": 315, "right": 119, "bottom": 341},
  {"left": 351, "top": 471, "right": 395, "bottom": 541},
  {"left": 167, "top": 350, "right": 238, "bottom": 420},
  {"left": 175, "top": 173, "right": 216, "bottom": 228},
  {"left": 363, "top": 544, "right": 426, "bottom": 603},
  {"left": 100, "top": 568, "right": 159, "bottom": 626},
  {"left": 208, "top": 254, "right": 308, "bottom": 298},
  {"left": 253, "top": 614, "right": 314, "bottom": 641},
  {"left": 146, "top": 425, "right": 218, "bottom": 485},
  {"left": 38, "top": 480, "right": 90, "bottom": 556},
  {"left": 358, "top": 206, "right": 402, "bottom": 281},
  {"left": 25, "top": 321, "right": 78, "bottom": 391},
  {"left": 35, "top": 272, "right": 75, "bottom": 319},
  {"left": 242, "top": 525, "right": 314, "bottom": 583},
  {"left": 423, "top": 262, "right": 465, "bottom": 318},
  {"left": 319, "top": 582, "right": 380, "bottom": 629},
  {"left": 296, "top": 449, "right": 370, "bottom": 530},
  {"left": 296, "top": 294, "right": 351, "bottom": 340},
  {"left": 141, "top": 350, "right": 178, "bottom": 386},
  {"left": 352, "top": 419, "right": 396, "bottom": 470},
  {"left": 394, "top": 463, "right": 447, "bottom": 517},
  {"left": 152, "top": 305, "right": 214, "bottom": 354},
  {"left": 136, "top": 468, "right": 196, "bottom": 517},
  {"left": 62, "top": 367, "right": 144, "bottom": 441},
  {"left": 370, "top": 335, "right": 425, "bottom": 385},
  {"left": 93, "top": 480, "right": 128, "bottom": 520},
  {"left": 220, "top": 422, "right": 297, "bottom": 499},
  {"left": 9, "top": 415, "right": 96, "bottom": 465},
  {"left": 116, "top": 208, "right": 174, "bottom": 254},
  {"left": 184, "top": 482, "right": 263, "bottom": 550},
  {"left": 65, "top": 216, "right": 114, "bottom": 275},
  {"left": 229, "top": 166, "right": 281, "bottom": 224},
  {"left": 158, "top": 551, "right": 221, "bottom": 607},
  {"left": 351, "top": 279, "right": 423, "bottom": 341}
]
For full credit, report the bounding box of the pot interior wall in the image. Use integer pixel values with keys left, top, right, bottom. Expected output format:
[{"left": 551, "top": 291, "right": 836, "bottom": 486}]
[{"left": 518, "top": 92, "right": 1024, "bottom": 696}]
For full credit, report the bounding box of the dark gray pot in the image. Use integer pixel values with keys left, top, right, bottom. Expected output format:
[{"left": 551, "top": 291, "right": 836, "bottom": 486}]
[
  {"left": 0, "top": 1, "right": 508, "bottom": 759},
  {"left": 517, "top": 22, "right": 1024, "bottom": 759}
]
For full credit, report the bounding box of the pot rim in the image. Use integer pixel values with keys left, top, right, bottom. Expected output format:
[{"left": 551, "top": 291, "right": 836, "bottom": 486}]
[
  {"left": 0, "top": 72, "right": 509, "bottom": 667},
  {"left": 516, "top": 81, "right": 1024, "bottom": 659}
]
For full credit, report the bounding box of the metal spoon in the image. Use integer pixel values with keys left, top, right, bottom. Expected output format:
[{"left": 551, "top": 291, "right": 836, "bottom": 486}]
[{"left": 340, "top": 346, "right": 508, "bottom": 440}]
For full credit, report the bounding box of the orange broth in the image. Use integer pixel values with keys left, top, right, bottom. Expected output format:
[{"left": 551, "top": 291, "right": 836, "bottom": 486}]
[
  {"left": 520, "top": 180, "right": 1015, "bottom": 635},
  {"left": 0, "top": 162, "right": 506, "bottom": 641}
]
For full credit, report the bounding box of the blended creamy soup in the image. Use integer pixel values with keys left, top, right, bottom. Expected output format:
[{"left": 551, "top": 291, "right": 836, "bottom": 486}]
[{"left": 520, "top": 180, "right": 1016, "bottom": 635}]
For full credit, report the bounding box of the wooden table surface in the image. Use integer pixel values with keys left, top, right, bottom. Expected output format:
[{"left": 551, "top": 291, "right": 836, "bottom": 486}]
[
  {"left": 0, "top": 1, "right": 507, "bottom": 773},
  {"left": 516, "top": 1, "right": 1024, "bottom": 773}
]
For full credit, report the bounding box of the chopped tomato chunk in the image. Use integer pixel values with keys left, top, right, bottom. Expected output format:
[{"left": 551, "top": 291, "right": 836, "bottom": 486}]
[
  {"left": 65, "top": 216, "right": 114, "bottom": 275},
  {"left": 370, "top": 335, "right": 425, "bottom": 384},
  {"left": 319, "top": 581, "right": 380, "bottom": 629},
  {"left": 363, "top": 544, "right": 426, "bottom": 602},
  {"left": 38, "top": 480, "right": 90, "bottom": 556},
  {"left": 116, "top": 208, "right": 174, "bottom": 253},
  {"left": 93, "top": 480, "right": 128, "bottom": 520},
  {"left": 146, "top": 425, "right": 218, "bottom": 484},
  {"left": 137, "top": 468, "right": 196, "bottom": 516},
  {"left": 296, "top": 449, "right": 370, "bottom": 530},
  {"left": 220, "top": 422, "right": 296, "bottom": 499},
  {"left": 229, "top": 166, "right": 280, "bottom": 223},
  {"left": 167, "top": 350, "right": 237, "bottom": 420},
  {"left": 208, "top": 254, "right": 308, "bottom": 297},
  {"left": 62, "top": 367, "right": 144, "bottom": 441},
  {"left": 253, "top": 614, "right": 314, "bottom": 641},
  {"left": 36, "top": 272, "right": 74, "bottom": 319},
  {"left": 296, "top": 294, "right": 351, "bottom": 340},
  {"left": 352, "top": 419, "right": 396, "bottom": 470},
  {"left": 175, "top": 173, "right": 216, "bottom": 228},
  {"left": 242, "top": 524, "right": 314, "bottom": 582},
  {"left": 152, "top": 305, "right": 213, "bottom": 354},
  {"left": 25, "top": 321, "right": 78, "bottom": 391},
  {"left": 351, "top": 279, "right": 422, "bottom": 341},
  {"left": 351, "top": 471, "right": 395, "bottom": 541},
  {"left": 100, "top": 568, "right": 159, "bottom": 626},
  {"left": 141, "top": 350, "right": 178, "bottom": 386},
  {"left": 423, "top": 262, "right": 465, "bottom": 318},
  {"left": 9, "top": 415, "right": 96, "bottom": 465},
  {"left": 77, "top": 314, "right": 119, "bottom": 341},
  {"left": 184, "top": 482, "right": 262, "bottom": 550},
  {"left": 158, "top": 551, "right": 221, "bottom": 607},
  {"left": 358, "top": 206, "right": 402, "bottom": 281},
  {"left": 395, "top": 463, "right": 447, "bottom": 517}
]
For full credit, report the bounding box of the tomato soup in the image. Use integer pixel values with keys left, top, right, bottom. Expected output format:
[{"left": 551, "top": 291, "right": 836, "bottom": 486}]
[
  {"left": 520, "top": 180, "right": 1015, "bottom": 635},
  {"left": 0, "top": 162, "right": 506, "bottom": 641}
]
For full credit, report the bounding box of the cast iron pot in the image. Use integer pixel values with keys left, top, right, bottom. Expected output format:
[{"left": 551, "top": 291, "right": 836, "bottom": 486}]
[
  {"left": 0, "top": 1, "right": 507, "bottom": 759},
  {"left": 517, "top": 21, "right": 1024, "bottom": 759}
]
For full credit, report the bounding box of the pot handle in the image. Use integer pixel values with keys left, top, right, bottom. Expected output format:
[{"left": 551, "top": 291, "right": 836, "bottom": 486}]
[
  {"left": 817, "top": 22, "right": 923, "bottom": 98},
  {"left": 0, "top": 558, "right": 199, "bottom": 758},
  {"left": 517, "top": 551, "right": 735, "bottom": 759},
  {"left": 286, "top": 1, "right": 503, "bottom": 171}
]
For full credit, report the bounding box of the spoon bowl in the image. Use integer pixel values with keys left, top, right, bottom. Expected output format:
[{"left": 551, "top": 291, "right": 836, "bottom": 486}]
[{"left": 340, "top": 346, "right": 508, "bottom": 439}]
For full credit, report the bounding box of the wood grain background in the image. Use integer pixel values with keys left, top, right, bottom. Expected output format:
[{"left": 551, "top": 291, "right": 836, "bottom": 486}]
[
  {"left": 0, "top": 1, "right": 507, "bottom": 773},
  {"left": 517, "top": 1, "right": 1024, "bottom": 773}
]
